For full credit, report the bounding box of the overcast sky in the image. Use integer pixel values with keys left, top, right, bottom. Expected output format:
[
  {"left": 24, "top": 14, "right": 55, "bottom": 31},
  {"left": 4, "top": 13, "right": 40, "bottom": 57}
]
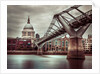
[{"left": 7, "top": 5, "right": 92, "bottom": 38}]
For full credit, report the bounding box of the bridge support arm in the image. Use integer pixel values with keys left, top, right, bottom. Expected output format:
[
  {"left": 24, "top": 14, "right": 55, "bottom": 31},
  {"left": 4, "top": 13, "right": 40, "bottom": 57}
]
[
  {"left": 77, "top": 23, "right": 91, "bottom": 37},
  {"left": 57, "top": 15, "right": 76, "bottom": 37}
]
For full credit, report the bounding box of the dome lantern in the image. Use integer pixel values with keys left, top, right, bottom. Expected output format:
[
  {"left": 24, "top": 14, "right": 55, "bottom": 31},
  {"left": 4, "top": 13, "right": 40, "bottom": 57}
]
[
  {"left": 24, "top": 16, "right": 34, "bottom": 30},
  {"left": 27, "top": 16, "right": 30, "bottom": 24}
]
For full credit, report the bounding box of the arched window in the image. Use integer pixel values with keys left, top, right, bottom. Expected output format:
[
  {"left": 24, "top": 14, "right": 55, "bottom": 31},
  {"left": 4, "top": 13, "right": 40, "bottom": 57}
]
[
  {"left": 66, "top": 41, "right": 68, "bottom": 47},
  {"left": 55, "top": 40, "right": 57, "bottom": 45},
  {"left": 62, "top": 41, "right": 64, "bottom": 47}
]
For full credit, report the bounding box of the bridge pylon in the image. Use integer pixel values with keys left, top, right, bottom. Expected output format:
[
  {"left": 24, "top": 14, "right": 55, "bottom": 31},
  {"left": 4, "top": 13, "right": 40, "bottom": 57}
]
[
  {"left": 57, "top": 14, "right": 91, "bottom": 59},
  {"left": 67, "top": 37, "right": 85, "bottom": 59},
  {"left": 36, "top": 5, "right": 92, "bottom": 59}
]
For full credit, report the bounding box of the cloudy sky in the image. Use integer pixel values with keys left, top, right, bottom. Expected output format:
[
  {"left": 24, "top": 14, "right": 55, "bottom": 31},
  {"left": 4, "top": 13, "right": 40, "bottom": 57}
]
[{"left": 7, "top": 5, "right": 92, "bottom": 38}]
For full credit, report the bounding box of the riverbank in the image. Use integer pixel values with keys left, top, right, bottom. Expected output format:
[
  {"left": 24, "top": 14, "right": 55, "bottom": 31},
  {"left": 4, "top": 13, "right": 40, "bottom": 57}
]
[{"left": 7, "top": 50, "right": 92, "bottom": 55}]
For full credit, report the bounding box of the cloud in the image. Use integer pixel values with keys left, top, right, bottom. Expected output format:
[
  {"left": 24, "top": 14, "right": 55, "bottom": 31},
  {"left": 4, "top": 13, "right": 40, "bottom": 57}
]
[{"left": 7, "top": 5, "right": 92, "bottom": 38}]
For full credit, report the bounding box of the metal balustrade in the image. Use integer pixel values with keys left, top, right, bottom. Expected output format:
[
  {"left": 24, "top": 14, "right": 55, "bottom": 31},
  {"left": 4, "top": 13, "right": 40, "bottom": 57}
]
[{"left": 35, "top": 5, "right": 92, "bottom": 47}]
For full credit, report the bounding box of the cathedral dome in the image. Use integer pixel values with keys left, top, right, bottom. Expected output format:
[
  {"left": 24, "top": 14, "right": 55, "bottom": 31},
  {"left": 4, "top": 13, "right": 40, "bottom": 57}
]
[
  {"left": 24, "top": 17, "right": 34, "bottom": 30},
  {"left": 24, "top": 23, "right": 33, "bottom": 29}
]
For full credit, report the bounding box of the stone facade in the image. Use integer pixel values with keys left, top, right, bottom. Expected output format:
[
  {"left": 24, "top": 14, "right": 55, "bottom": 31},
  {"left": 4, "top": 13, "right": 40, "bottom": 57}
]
[
  {"left": 22, "top": 17, "right": 35, "bottom": 47},
  {"left": 7, "top": 37, "right": 32, "bottom": 50},
  {"left": 83, "top": 35, "right": 92, "bottom": 52},
  {"left": 43, "top": 36, "right": 69, "bottom": 52}
]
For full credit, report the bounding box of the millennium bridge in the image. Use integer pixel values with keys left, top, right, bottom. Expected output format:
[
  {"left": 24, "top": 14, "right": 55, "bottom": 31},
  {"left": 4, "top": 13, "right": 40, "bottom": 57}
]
[{"left": 35, "top": 5, "right": 92, "bottom": 59}]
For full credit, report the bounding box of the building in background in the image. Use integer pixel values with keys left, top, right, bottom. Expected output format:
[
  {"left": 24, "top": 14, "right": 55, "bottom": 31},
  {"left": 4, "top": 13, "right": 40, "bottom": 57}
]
[
  {"left": 22, "top": 16, "right": 35, "bottom": 47},
  {"left": 36, "top": 33, "right": 40, "bottom": 41},
  {"left": 7, "top": 17, "right": 36, "bottom": 50},
  {"left": 7, "top": 37, "right": 17, "bottom": 50},
  {"left": 83, "top": 35, "right": 92, "bottom": 52},
  {"left": 7, "top": 37, "right": 32, "bottom": 50},
  {"left": 16, "top": 38, "right": 32, "bottom": 50},
  {"left": 43, "top": 36, "right": 69, "bottom": 52},
  {"left": 7, "top": 34, "right": 92, "bottom": 53}
]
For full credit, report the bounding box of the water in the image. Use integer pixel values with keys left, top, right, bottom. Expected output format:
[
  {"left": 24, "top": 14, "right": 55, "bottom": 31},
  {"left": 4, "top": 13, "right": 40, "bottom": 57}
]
[{"left": 7, "top": 55, "right": 92, "bottom": 69}]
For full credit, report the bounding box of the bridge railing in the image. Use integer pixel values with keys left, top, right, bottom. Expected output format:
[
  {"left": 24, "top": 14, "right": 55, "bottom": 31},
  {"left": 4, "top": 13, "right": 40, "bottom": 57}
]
[
  {"left": 36, "top": 6, "right": 92, "bottom": 47},
  {"left": 69, "top": 10, "right": 92, "bottom": 23}
]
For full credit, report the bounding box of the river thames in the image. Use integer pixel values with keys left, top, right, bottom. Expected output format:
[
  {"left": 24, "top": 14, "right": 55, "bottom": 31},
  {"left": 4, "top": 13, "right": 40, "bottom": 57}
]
[{"left": 7, "top": 55, "right": 92, "bottom": 69}]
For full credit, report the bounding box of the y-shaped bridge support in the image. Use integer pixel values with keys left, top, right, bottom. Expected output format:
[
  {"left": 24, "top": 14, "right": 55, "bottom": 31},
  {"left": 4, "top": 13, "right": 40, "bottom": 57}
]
[
  {"left": 36, "top": 5, "right": 91, "bottom": 59},
  {"left": 57, "top": 15, "right": 91, "bottom": 59}
]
